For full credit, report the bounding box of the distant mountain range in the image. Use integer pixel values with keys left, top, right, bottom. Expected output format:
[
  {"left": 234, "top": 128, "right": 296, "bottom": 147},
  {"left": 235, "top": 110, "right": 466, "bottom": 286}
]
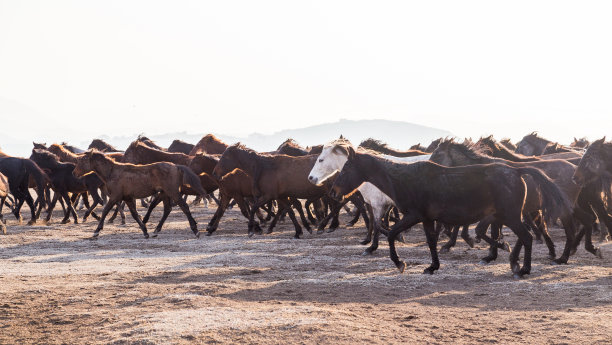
[
  {"left": 81, "top": 119, "right": 453, "bottom": 152},
  {"left": 1, "top": 119, "right": 452, "bottom": 156}
]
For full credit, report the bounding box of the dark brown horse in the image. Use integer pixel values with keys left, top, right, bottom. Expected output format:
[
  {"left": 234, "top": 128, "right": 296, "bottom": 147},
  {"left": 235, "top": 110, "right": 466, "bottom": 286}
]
[
  {"left": 135, "top": 135, "right": 165, "bottom": 151},
  {"left": 213, "top": 144, "right": 332, "bottom": 238},
  {"left": 49, "top": 144, "right": 124, "bottom": 164},
  {"left": 168, "top": 139, "right": 195, "bottom": 154},
  {"left": 0, "top": 157, "right": 49, "bottom": 224},
  {"left": 359, "top": 138, "right": 426, "bottom": 157},
  {"left": 330, "top": 149, "right": 571, "bottom": 278},
  {"left": 88, "top": 139, "right": 122, "bottom": 153},
  {"left": 73, "top": 150, "right": 206, "bottom": 238},
  {"left": 477, "top": 136, "right": 539, "bottom": 162},
  {"left": 276, "top": 139, "right": 309, "bottom": 156},
  {"left": 570, "top": 137, "right": 590, "bottom": 149},
  {"left": 430, "top": 139, "right": 585, "bottom": 264},
  {"left": 189, "top": 134, "right": 229, "bottom": 155},
  {"left": 60, "top": 142, "right": 86, "bottom": 154},
  {"left": 410, "top": 143, "right": 428, "bottom": 152},
  {"left": 29, "top": 149, "right": 104, "bottom": 224},
  {"left": 123, "top": 141, "right": 192, "bottom": 166},
  {"left": 425, "top": 138, "right": 442, "bottom": 153}
]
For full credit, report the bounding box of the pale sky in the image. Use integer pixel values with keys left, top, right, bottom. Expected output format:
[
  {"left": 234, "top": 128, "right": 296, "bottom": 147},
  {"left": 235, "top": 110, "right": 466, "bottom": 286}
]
[{"left": 1, "top": 0, "right": 611, "bottom": 145}]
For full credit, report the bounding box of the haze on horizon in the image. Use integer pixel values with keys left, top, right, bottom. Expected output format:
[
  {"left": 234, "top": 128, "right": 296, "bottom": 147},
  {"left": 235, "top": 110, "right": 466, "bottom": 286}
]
[{"left": 1, "top": 0, "right": 611, "bottom": 147}]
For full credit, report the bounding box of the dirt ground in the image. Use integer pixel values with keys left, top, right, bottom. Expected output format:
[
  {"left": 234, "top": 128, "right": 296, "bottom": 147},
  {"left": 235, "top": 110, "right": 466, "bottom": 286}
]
[{"left": 0, "top": 201, "right": 610, "bottom": 345}]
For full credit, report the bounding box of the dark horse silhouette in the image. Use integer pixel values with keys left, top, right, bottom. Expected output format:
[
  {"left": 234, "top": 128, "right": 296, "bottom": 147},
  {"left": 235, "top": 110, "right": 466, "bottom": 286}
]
[
  {"left": 0, "top": 157, "right": 49, "bottom": 224},
  {"left": 329, "top": 148, "right": 571, "bottom": 278}
]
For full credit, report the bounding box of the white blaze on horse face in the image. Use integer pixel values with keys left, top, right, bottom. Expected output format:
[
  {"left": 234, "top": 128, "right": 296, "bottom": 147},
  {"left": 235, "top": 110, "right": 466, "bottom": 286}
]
[{"left": 308, "top": 146, "right": 348, "bottom": 186}]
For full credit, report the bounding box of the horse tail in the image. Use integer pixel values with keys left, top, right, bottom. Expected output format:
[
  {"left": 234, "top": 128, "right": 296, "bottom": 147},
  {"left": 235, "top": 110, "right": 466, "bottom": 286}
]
[
  {"left": 177, "top": 165, "right": 207, "bottom": 197},
  {"left": 517, "top": 167, "right": 572, "bottom": 223},
  {"left": 24, "top": 159, "right": 50, "bottom": 205}
]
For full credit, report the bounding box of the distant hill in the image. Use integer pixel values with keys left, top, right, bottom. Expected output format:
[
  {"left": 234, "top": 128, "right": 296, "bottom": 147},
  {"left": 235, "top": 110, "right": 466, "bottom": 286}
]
[{"left": 79, "top": 119, "right": 453, "bottom": 152}]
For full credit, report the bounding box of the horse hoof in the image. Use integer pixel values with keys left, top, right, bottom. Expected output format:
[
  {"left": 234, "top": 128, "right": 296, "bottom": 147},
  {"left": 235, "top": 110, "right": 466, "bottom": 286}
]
[
  {"left": 316, "top": 229, "right": 325, "bottom": 235},
  {"left": 248, "top": 231, "right": 255, "bottom": 238},
  {"left": 361, "top": 250, "right": 373, "bottom": 256},
  {"left": 206, "top": 231, "right": 214, "bottom": 236},
  {"left": 27, "top": 220, "right": 36, "bottom": 226},
  {"left": 305, "top": 227, "right": 313, "bottom": 234},
  {"left": 596, "top": 248, "right": 603, "bottom": 259},
  {"left": 293, "top": 234, "right": 301, "bottom": 239},
  {"left": 327, "top": 228, "right": 337, "bottom": 233},
  {"left": 439, "top": 247, "right": 450, "bottom": 254},
  {"left": 479, "top": 259, "right": 489, "bottom": 265},
  {"left": 396, "top": 261, "right": 407, "bottom": 273},
  {"left": 151, "top": 232, "right": 158, "bottom": 238},
  {"left": 465, "top": 238, "right": 475, "bottom": 248},
  {"left": 511, "top": 263, "right": 520, "bottom": 274},
  {"left": 360, "top": 239, "right": 371, "bottom": 245},
  {"left": 61, "top": 219, "right": 70, "bottom": 224},
  {"left": 107, "top": 220, "right": 114, "bottom": 224},
  {"left": 144, "top": 234, "right": 149, "bottom": 239},
  {"left": 513, "top": 273, "right": 523, "bottom": 280},
  {"left": 423, "top": 268, "right": 435, "bottom": 275},
  {"left": 194, "top": 231, "right": 201, "bottom": 239}
]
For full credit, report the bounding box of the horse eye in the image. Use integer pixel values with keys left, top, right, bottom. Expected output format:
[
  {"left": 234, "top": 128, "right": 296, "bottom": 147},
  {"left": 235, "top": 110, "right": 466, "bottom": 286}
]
[{"left": 318, "top": 159, "right": 323, "bottom": 163}]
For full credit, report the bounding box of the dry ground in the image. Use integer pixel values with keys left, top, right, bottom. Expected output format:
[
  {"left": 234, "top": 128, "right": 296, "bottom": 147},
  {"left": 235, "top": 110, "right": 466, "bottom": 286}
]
[{"left": 0, "top": 201, "right": 610, "bottom": 345}]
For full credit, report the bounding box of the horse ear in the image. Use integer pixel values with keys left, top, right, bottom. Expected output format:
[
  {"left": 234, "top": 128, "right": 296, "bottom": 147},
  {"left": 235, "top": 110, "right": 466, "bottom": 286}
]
[
  {"left": 574, "top": 137, "right": 578, "bottom": 142},
  {"left": 347, "top": 146, "right": 356, "bottom": 160}
]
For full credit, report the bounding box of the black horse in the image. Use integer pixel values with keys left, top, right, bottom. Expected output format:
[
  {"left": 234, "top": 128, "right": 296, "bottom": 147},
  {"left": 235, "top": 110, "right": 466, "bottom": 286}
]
[
  {"left": 0, "top": 157, "right": 49, "bottom": 224},
  {"left": 30, "top": 149, "right": 104, "bottom": 223},
  {"left": 329, "top": 148, "right": 571, "bottom": 278}
]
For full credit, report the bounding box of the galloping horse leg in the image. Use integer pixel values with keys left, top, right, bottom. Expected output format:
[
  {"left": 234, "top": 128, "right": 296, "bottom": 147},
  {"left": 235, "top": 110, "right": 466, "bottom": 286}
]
[
  {"left": 152, "top": 196, "right": 172, "bottom": 237},
  {"left": 507, "top": 219, "right": 533, "bottom": 278},
  {"left": 124, "top": 199, "right": 149, "bottom": 238},
  {"left": 93, "top": 200, "right": 120, "bottom": 238},
  {"left": 361, "top": 203, "right": 375, "bottom": 245},
  {"left": 279, "top": 197, "right": 303, "bottom": 239},
  {"left": 290, "top": 198, "right": 312, "bottom": 233},
  {"left": 388, "top": 214, "right": 421, "bottom": 273},
  {"left": 440, "top": 225, "right": 460, "bottom": 253},
  {"left": 142, "top": 193, "right": 164, "bottom": 224},
  {"left": 175, "top": 196, "right": 199, "bottom": 238}
]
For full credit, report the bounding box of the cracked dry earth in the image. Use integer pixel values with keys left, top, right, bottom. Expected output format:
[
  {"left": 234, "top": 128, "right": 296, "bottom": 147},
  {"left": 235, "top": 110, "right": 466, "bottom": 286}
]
[{"left": 0, "top": 202, "right": 610, "bottom": 344}]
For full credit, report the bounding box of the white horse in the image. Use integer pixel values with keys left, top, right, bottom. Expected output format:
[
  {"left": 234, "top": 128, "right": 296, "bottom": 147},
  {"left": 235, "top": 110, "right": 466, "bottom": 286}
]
[{"left": 308, "top": 139, "right": 430, "bottom": 254}]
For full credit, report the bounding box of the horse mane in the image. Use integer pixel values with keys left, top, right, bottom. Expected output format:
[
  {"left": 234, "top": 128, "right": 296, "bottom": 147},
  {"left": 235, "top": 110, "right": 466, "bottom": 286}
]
[
  {"left": 477, "top": 136, "right": 539, "bottom": 161},
  {"left": 436, "top": 138, "right": 490, "bottom": 161},
  {"left": 359, "top": 138, "right": 388, "bottom": 150}
]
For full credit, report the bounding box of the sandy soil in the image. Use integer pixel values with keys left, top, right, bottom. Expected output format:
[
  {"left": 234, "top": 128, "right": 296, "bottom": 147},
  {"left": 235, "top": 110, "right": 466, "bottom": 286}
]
[{"left": 0, "top": 201, "right": 610, "bottom": 345}]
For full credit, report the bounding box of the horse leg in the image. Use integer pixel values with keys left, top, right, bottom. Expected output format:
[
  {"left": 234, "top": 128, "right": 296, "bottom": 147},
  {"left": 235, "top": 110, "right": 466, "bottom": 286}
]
[
  {"left": 291, "top": 198, "right": 312, "bottom": 234},
  {"left": 361, "top": 203, "right": 374, "bottom": 245},
  {"left": 142, "top": 193, "right": 164, "bottom": 224},
  {"left": 152, "top": 196, "right": 172, "bottom": 237},
  {"left": 364, "top": 204, "right": 392, "bottom": 255},
  {"left": 93, "top": 200, "right": 119, "bottom": 238},
  {"left": 532, "top": 212, "right": 555, "bottom": 260},
  {"left": 175, "top": 196, "right": 199, "bottom": 237},
  {"left": 206, "top": 193, "right": 230, "bottom": 235},
  {"left": 460, "top": 224, "right": 474, "bottom": 248},
  {"left": 60, "top": 191, "right": 78, "bottom": 224},
  {"left": 506, "top": 219, "right": 533, "bottom": 278},
  {"left": 45, "top": 192, "right": 60, "bottom": 223},
  {"left": 279, "top": 198, "right": 303, "bottom": 239},
  {"left": 388, "top": 214, "right": 420, "bottom": 273},
  {"left": 440, "top": 225, "right": 460, "bottom": 253},
  {"left": 24, "top": 191, "right": 37, "bottom": 225},
  {"left": 125, "top": 199, "right": 149, "bottom": 238},
  {"left": 422, "top": 220, "right": 441, "bottom": 274}
]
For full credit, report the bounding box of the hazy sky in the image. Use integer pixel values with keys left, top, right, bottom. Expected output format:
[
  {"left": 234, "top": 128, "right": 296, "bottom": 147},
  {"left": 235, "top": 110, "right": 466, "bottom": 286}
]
[{"left": 1, "top": 0, "right": 611, "bottom": 144}]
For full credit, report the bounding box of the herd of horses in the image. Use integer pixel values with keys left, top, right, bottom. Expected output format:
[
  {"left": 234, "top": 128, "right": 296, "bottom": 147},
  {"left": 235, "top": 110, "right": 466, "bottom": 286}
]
[{"left": 0, "top": 132, "right": 610, "bottom": 279}]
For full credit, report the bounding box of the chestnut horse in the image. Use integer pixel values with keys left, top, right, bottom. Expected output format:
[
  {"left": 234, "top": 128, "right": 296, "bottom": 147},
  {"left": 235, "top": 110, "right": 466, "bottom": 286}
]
[
  {"left": 330, "top": 149, "right": 571, "bottom": 278},
  {"left": 73, "top": 150, "right": 206, "bottom": 238},
  {"left": 189, "top": 134, "right": 229, "bottom": 155},
  {"left": 276, "top": 139, "right": 309, "bottom": 156}
]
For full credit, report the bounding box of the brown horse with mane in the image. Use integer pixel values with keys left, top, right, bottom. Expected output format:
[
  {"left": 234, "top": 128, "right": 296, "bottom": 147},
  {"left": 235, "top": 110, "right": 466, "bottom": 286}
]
[
  {"left": 88, "top": 139, "right": 122, "bottom": 153},
  {"left": 73, "top": 150, "right": 206, "bottom": 238},
  {"left": 189, "top": 134, "right": 229, "bottom": 155},
  {"left": 213, "top": 144, "right": 332, "bottom": 238},
  {"left": 276, "top": 139, "right": 309, "bottom": 156},
  {"left": 358, "top": 138, "right": 426, "bottom": 157},
  {"left": 329, "top": 148, "right": 571, "bottom": 278}
]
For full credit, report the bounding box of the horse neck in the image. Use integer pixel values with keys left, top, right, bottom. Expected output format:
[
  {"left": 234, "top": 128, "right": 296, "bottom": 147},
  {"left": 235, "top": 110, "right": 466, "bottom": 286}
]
[
  {"left": 450, "top": 148, "right": 490, "bottom": 166},
  {"left": 491, "top": 146, "right": 537, "bottom": 162},
  {"left": 354, "top": 153, "right": 398, "bottom": 202},
  {"left": 90, "top": 155, "right": 115, "bottom": 180}
]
